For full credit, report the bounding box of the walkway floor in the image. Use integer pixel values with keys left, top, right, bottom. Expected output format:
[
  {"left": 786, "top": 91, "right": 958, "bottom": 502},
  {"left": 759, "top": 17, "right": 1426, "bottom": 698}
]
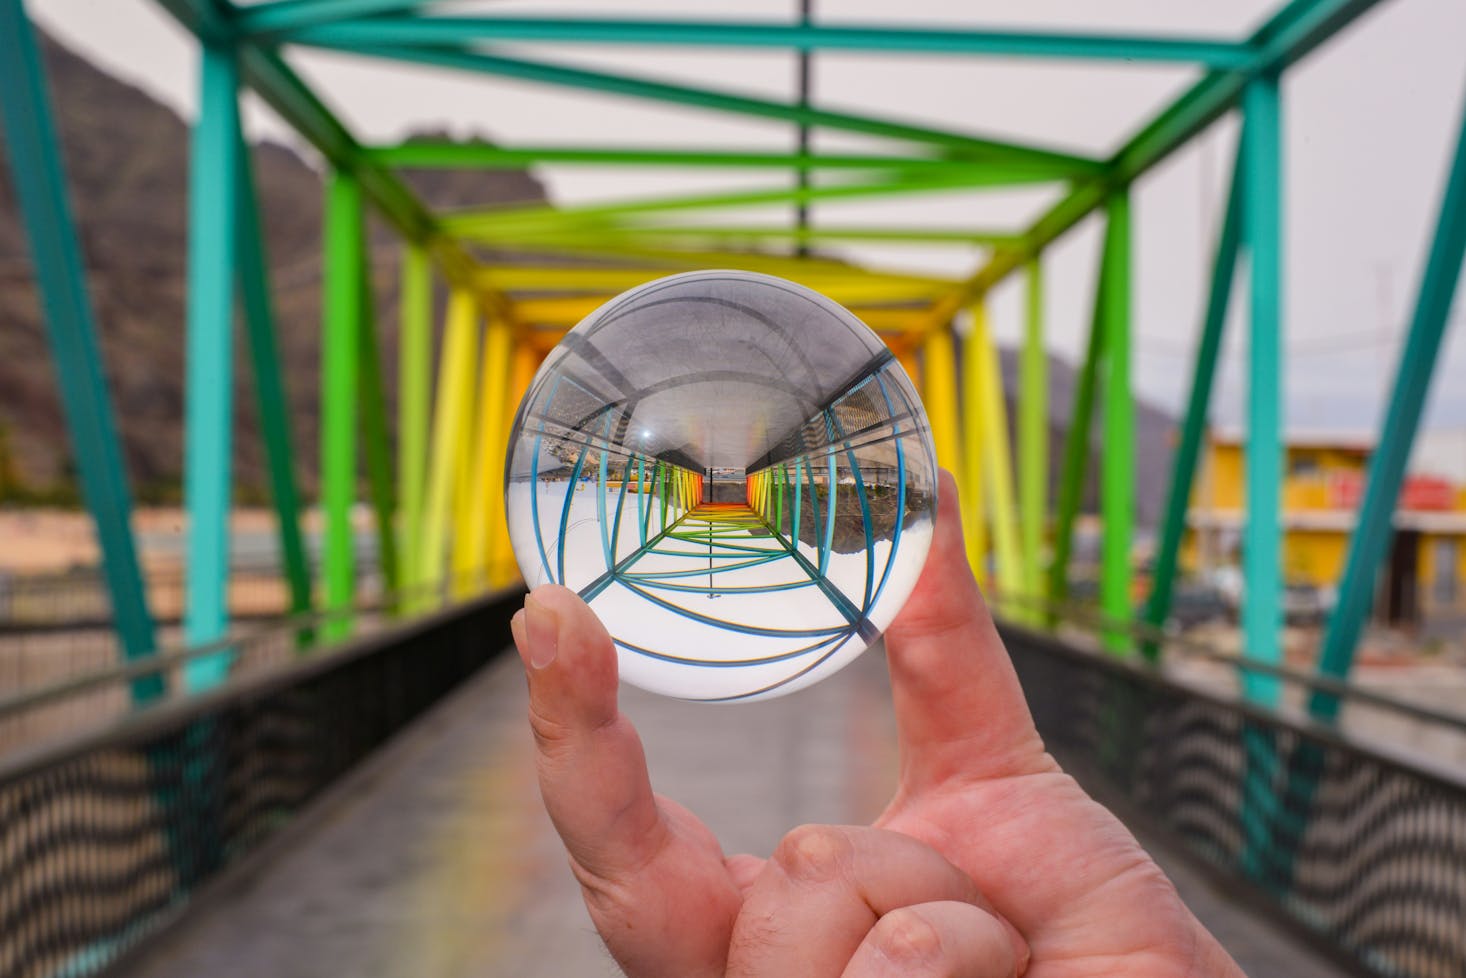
[{"left": 115, "top": 648, "right": 1346, "bottom": 978}]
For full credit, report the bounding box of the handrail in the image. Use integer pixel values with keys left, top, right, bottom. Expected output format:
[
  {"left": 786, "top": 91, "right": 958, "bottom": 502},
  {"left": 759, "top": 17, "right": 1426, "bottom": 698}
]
[{"left": 993, "top": 592, "right": 1466, "bottom": 735}]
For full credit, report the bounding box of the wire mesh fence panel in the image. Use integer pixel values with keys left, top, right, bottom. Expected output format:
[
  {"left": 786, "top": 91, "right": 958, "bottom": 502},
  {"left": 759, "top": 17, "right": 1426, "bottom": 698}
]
[
  {"left": 1004, "top": 623, "right": 1466, "bottom": 978},
  {"left": 0, "top": 589, "right": 520, "bottom": 978}
]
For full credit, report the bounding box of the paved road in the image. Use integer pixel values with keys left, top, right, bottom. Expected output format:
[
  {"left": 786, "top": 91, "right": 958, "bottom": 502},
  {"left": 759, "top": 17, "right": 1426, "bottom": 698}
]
[{"left": 116, "top": 648, "right": 1345, "bottom": 978}]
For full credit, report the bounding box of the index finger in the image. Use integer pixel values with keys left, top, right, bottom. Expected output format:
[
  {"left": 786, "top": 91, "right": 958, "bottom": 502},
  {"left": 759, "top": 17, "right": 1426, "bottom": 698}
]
[{"left": 882, "top": 470, "right": 1049, "bottom": 790}]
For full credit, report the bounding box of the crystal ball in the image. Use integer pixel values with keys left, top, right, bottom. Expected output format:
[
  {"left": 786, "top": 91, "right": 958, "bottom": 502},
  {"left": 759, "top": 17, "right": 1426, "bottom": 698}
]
[{"left": 504, "top": 270, "right": 938, "bottom": 702}]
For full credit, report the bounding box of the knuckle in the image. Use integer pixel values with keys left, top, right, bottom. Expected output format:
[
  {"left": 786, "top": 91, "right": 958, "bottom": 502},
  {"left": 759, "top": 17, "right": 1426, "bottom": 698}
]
[
  {"left": 873, "top": 909, "right": 945, "bottom": 967},
  {"left": 772, "top": 824, "right": 851, "bottom": 883}
]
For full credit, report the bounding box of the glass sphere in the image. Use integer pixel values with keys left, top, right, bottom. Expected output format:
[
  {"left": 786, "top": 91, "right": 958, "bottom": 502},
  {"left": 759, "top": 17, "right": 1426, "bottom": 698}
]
[{"left": 505, "top": 270, "right": 938, "bottom": 702}]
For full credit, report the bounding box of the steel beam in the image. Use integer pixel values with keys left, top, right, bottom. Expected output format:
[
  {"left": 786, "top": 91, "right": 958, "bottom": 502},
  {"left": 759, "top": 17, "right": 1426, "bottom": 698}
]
[
  {"left": 397, "top": 244, "right": 432, "bottom": 597},
  {"left": 1047, "top": 241, "right": 1108, "bottom": 612},
  {"left": 0, "top": 0, "right": 162, "bottom": 701},
  {"left": 1019, "top": 258, "right": 1047, "bottom": 609},
  {"left": 356, "top": 244, "right": 399, "bottom": 600},
  {"left": 281, "top": 17, "right": 1252, "bottom": 68},
  {"left": 960, "top": 317, "right": 990, "bottom": 588},
  {"left": 294, "top": 42, "right": 1099, "bottom": 174},
  {"left": 182, "top": 42, "right": 242, "bottom": 690},
  {"left": 238, "top": 0, "right": 436, "bottom": 34},
  {"left": 320, "top": 171, "right": 364, "bottom": 640},
  {"left": 1100, "top": 192, "right": 1134, "bottom": 655},
  {"left": 235, "top": 134, "right": 313, "bottom": 628},
  {"left": 1310, "top": 86, "right": 1466, "bottom": 720},
  {"left": 972, "top": 303, "right": 1024, "bottom": 601},
  {"left": 1241, "top": 74, "right": 1285, "bottom": 705},
  {"left": 1142, "top": 139, "right": 1245, "bottom": 660}
]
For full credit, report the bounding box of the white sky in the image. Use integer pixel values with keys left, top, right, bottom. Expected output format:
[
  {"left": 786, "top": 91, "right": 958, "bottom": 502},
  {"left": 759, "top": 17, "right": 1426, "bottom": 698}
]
[{"left": 29, "top": 0, "right": 1466, "bottom": 435}]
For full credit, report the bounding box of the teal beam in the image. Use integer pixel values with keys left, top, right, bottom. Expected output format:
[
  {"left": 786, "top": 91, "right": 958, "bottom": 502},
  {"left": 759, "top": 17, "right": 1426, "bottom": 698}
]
[
  {"left": 0, "top": 0, "right": 162, "bottom": 702},
  {"left": 182, "top": 42, "right": 243, "bottom": 691},
  {"left": 238, "top": 0, "right": 433, "bottom": 34},
  {"left": 282, "top": 17, "right": 1253, "bottom": 68},
  {"left": 321, "top": 171, "right": 364, "bottom": 640},
  {"left": 971, "top": 0, "right": 1388, "bottom": 293},
  {"left": 1047, "top": 238, "right": 1108, "bottom": 611},
  {"left": 1099, "top": 192, "right": 1134, "bottom": 656},
  {"left": 1241, "top": 73, "right": 1284, "bottom": 707},
  {"left": 236, "top": 135, "right": 313, "bottom": 629},
  {"left": 1141, "top": 136, "right": 1245, "bottom": 660},
  {"left": 291, "top": 42, "right": 1100, "bottom": 174},
  {"left": 355, "top": 242, "right": 400, "bottom": 598},
  {"left": 1310, "top": 86, "right": 1466, "bottom": 720}
]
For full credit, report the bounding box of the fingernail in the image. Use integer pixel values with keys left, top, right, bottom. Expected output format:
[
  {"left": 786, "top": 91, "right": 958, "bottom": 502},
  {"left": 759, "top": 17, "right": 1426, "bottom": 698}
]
[
  {"left": 509, "top": 608, "right": 527, "bottom": 651},
  {"left": 523, "top": 594, "right": 559, "bottom": 669}
]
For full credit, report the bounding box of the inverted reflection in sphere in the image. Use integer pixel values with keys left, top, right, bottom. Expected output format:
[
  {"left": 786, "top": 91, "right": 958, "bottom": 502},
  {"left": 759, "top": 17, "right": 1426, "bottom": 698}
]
[{"left": 505, "top": 270, "right": 938, "bottom": 702}]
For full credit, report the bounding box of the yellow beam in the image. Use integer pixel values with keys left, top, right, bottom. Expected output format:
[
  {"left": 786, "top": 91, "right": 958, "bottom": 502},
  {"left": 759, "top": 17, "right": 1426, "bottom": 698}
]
[
  {"left": 970, "top": 302, "right": 1024, "bottom": 599},
  {"left": 461, "top": 314, "right": 513, "bottom": 592},
  {"left": 418, "top": 289, "right": 480, "bottom": 602},
  {"left": 494, "top": 340, "right": 540, "bottom": 585},
  {"left": 921, "top": 329, "right": 960, "bottom": 475},
  {"left": 959, "top": 321, "right": 989, "bottom": 589},
  {"left": 477, "top": 265, "right": 955, "bottom": 297}
]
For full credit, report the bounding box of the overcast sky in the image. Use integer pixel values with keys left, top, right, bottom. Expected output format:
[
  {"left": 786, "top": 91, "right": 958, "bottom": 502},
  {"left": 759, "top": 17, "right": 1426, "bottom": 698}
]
[{"left": 30, "top": 0, "right": 1466, "bottom": 437}]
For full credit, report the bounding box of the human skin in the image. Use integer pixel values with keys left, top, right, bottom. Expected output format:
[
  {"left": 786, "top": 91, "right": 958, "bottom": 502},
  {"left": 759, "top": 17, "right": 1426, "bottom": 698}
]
[{"left": 509, "top": 470, "right": 1246, "bottom": 977}]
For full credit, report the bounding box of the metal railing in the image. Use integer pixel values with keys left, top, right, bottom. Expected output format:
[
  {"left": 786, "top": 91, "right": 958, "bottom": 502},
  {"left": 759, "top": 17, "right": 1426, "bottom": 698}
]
[
  {"left": 1001, "top": 619, "right": 1466, "bottom": 978},
  {"left": 0, "top": 586, "right": 523, "bottom": 978}
]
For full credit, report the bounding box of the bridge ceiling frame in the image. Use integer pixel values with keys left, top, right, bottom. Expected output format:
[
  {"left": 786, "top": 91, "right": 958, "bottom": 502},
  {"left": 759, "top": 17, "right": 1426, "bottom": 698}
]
[{"left": 3, "top": 0, "right": 1459, "bottom": 722}]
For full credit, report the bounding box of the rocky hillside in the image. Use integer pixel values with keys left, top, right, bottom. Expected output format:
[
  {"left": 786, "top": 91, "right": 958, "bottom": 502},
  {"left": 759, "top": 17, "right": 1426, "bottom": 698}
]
[{"left": 0, "top": 29, "right": 545, "bottom": 503}]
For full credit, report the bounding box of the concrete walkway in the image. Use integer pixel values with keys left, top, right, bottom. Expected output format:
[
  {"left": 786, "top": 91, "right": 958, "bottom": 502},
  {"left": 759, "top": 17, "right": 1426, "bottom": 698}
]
[{"left": 115, "top": 649, "right": 1345, "bottom": 978}]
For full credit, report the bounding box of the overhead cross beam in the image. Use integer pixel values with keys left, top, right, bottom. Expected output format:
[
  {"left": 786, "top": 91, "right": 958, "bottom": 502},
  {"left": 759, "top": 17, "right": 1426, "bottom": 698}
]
[{"left": 268, "top": 16, "right": 1254, "bottom": 68}]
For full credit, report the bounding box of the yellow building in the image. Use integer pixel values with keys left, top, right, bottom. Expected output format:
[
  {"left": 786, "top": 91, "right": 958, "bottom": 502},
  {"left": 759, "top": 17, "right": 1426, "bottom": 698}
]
[{"left": 1185, "top": 428, "right": 1466, "bottom": 622}]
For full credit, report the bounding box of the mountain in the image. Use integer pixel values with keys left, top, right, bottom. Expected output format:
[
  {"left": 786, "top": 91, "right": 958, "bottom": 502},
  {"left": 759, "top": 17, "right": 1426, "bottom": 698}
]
[{"left": 0, "top": 29, "right": 547, "bottom": 503}]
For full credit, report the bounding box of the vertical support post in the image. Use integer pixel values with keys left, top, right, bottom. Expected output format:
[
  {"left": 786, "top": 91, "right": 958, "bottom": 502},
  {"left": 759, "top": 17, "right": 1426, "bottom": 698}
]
[
  {"left": 1019, "top": 258, "right": 1048, "bottom": 609},
  {"left": 496, "top": 339, "right": 538, "bottom": 583},
  {"left": 320, "top": 170, "right": 363, "bottom": 641},
  {"left": 923, "top": 328, "right": 961, "bottom": 475},
  {"left": 419, "top": 291, "right": 480, "bottom": 600},
  {"left": 182, "top": 43, "right": 242, "bottom": 688},
  {"left": 1048, "top": 241, "right": 1108, "bottom": 614},
  {"left": 972, "top": 303, "right": 1023, "bottom": 600},
  {"left": 1310, "top": 86, "right": 1466, "bottom": 719},
  {"left": 960, "top": 319, "right": 989, "bottom": 587},
  {"left": 236, "top": 134, "right": 313, "bottom": 629},
  {"left": 1242, "top": 73, "right": 1285, "bottom": 704},
  {"left": 1100, "top": 190, "right": 1134, "bottom": 655},
  {"left": 463, "top": 317, "right": 513, "bottom": 588},
  {"left": 356, "top": 251, "right": 399, "bottom": 599},
  {"left": 1143, "top": 139, "right": 1245, "bottom": 660},
  {"left": 397, "top": 244, "right": 433, "bottom": 597},
  {"left": 0, "top": 0, "right": 160, "bottom": 700}
]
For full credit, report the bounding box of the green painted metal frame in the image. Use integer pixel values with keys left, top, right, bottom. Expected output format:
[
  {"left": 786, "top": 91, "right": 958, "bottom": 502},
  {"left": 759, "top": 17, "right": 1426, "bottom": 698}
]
[
  {"left": 182, "top": 41, "right": 243, "bottom": 691},
  {"left": 1141, "top": 136, "right": 1245, "bottom": 661},
  {"left": 1019, "top": 258, "right": 1047, "bottom": 607},
  {"left": 1241, "top": 73, "right": 1285, "bottom": 707},
  {"left": 396, "top": 244, "right": 433, "bottom": 596},
  {"left": 1309, "top": 85, "right": 1466, "bottom": 721},
  {"left": 0, "top": 0, "right": 163, "bottom": 702},
  {"left": 320, "top": 170, "right": 364, "bottom": 640},
  {"left": 236, "top": 134, "right": 313, "bottom": 630},
  {"left": 355, "top": 240, "right": 400, "bottom": 599},
  {"left": 1099, "top": 192, "right": 1134, "bottom": 656}
]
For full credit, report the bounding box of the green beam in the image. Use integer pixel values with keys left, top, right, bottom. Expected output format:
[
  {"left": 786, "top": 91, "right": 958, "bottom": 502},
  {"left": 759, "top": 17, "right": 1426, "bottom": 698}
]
[
  {"left": 182, "top": 42, "right": 242, "bottom": 691},
  {"left": 1309, "top": 85, "right": 1466, "bottom": 720},
  {"left": 1241, "top": 73, "right": 1284, "bottom": 706},
  {"left": 321, "top": 171, "right": 364, "bottom": 641},
  {"left": 1047, "top": 235, "right": 1108, "bottom": 612},
  {"left": 356, "top": 238, "right": 400, "bottom": 600},
  {"left": 1099, "top": 192, "right": 1133, "bottom": 656},
  {"left": 585, "top": 224, "right": 1025, "bottom": 246},
  {"left": 236, "top": 134, "right": 313, "bottom": 628},
  {"left": 397, "top": 244, "right": 432, "bottom": 598},
  {"left": 1019, "top": 258, "right": 1047, "bottom": 609},
  {"left": 1142, "top": 137, "right": 1244, "bottom": 661},
  {"left": 445, "top": 170, "right": 1036, "bottom": 235},
  {"left": 281, "top": 16, "right": 1253, "bottom": 68},
  {"left": 368, "top": 142, "right": 1042, "bottom": 173},
  {"left": 0, "top": 0, "right": 162, "bottom": 702},
  {"left": 972, "top": 0, "right": 1388, "bottom": 294},
  {"left": 293, "top": 41, "right": 1100, "bottom": 174}
]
